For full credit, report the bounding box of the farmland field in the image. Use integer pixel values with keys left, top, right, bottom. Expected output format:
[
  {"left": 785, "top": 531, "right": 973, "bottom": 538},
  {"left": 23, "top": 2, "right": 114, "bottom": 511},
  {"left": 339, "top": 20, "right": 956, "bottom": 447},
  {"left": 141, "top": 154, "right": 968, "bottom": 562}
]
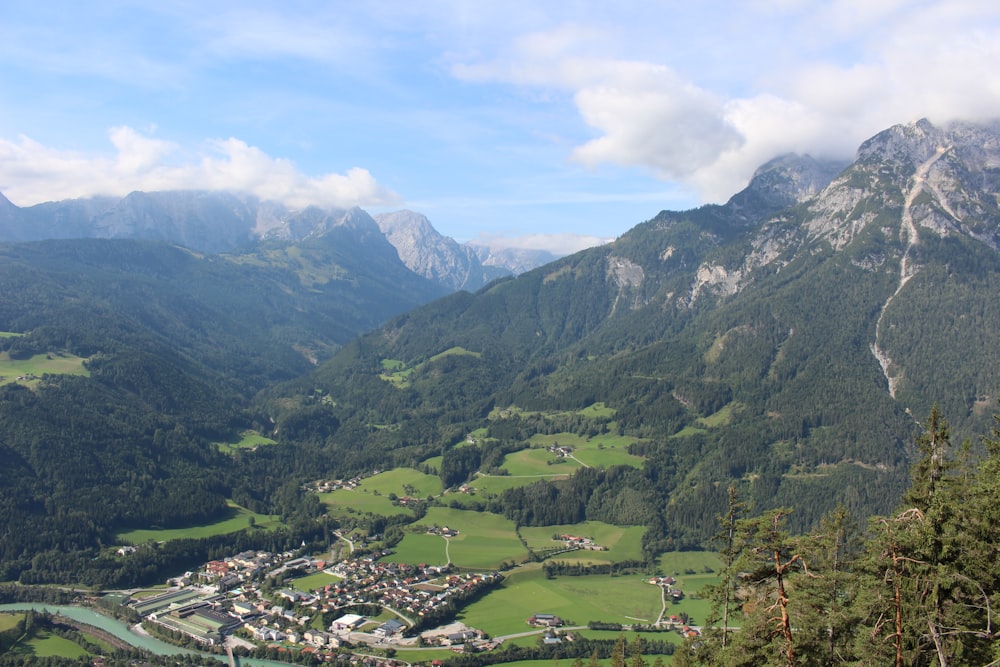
[
  {"left": 319, "top": 468, "right": 442, "bottom": 519},
  {"left": 501, "top": 448, "right": 581, "bottom": 476},
  {"left": 290, "top": 571, "right": 341, "bottom": 593},
  {"left": 319, "top": 488, "right": 410, "bottom": 519},
  {"left": 519, "top": 522, "right": 646, "bottom": 563},
  {"left": 384, "top": 507, "right": 527, "bottom": 569},
  {"left": 0, "top": 351, "right": 89, "bottom": 386},
  {"left": 457, "top": 564, "right": 663, "bottom": 637},
  {"left": 12, "top": 629, "right": 90, "bottom": 659},
  {"left": 527, "top": 432, "right": 644, "bottom": 469},
  {"left": 116, "top": 501, "right": 282, "bottom": 543},
  {"left": 214, "top": 430, "right": 277, "bottom": 454},
  {"left": 361, "top": 468, "right": 442, "bottom": 497},
  {"left": 469, "top": 474, "right": 570, "bottom": 496}
]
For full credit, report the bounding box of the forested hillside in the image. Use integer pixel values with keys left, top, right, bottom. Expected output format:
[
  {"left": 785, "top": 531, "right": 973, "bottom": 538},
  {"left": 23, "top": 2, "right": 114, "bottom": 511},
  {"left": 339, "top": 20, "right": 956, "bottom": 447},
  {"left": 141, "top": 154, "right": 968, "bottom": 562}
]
[
  {"left": 0, "top": 233, "right": 445, "bottom": 584},
  {"left": 267, "top": 119, "right": 1000, "bottom": 550}
]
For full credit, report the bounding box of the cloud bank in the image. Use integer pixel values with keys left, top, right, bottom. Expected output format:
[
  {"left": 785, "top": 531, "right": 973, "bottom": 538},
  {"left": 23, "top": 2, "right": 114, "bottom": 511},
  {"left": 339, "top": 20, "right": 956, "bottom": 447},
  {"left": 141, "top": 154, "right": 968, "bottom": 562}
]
[
  {"left": 0, "top": 126, "right": 400, "bottom": 209},
  {"left": 451, "top": 0, "right": 1000, "bottom": 202}
]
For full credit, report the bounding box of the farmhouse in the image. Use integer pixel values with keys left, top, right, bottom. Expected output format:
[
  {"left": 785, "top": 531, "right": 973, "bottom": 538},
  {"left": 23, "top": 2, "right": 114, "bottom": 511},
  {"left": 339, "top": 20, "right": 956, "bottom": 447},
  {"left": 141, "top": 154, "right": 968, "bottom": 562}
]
[{"left": 527, "top": 614, "right": 563, "bottom": 627}]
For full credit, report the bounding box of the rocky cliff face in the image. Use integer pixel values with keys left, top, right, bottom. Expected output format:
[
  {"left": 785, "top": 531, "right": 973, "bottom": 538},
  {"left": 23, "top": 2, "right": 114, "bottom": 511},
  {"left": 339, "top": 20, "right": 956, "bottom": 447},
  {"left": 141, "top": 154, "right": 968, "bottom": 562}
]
[{"left": 372, "top": 210, "right": 506, "bottom": 291}]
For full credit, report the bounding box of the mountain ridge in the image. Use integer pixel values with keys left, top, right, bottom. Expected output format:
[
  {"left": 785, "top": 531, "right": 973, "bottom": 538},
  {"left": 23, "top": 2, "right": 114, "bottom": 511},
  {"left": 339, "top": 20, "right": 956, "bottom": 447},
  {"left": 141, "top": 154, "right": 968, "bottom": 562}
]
[{"left": 0, "top": 192, "right": 560, "bottom": 291}]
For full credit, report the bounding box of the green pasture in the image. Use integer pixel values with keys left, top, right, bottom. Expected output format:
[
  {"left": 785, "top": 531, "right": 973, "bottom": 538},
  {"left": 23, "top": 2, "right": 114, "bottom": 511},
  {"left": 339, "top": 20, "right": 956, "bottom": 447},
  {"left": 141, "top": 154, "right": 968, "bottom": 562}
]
[
  {"left": 319, "top": 468, "right": 442, "bottom": 519},
  {"left": 0, "top": 351, "right": 89, "bottom": 386},
  {"left": 469, "top": 474, "right": 569, "bottom": 496},
  {"left": 421, "top": 455, "right": 443, "bottom": 474},
  {"left": 116, "top": 501, "right": 282, "bottom": 543},
  {"left": 519, "top": 522, "right": 646, "bottom": 563},
  {"left": 360, "top": 468, "right": 443, "bottom": 497},
  {"left": 214, "top": 430, "right": 278, "bottom": 454},
  {"left": 319, "top": 488, "right": 411, "bottom": 519},
  {"left": 383, "top": 533, "right": 449, "bottom": 566},
  {"left": 697, "top": 403, "right": 742, "bottom": 428},
  {"left": 386, "top": 507, "right": 528, "bottom": 569},
  {"left": 0, "top": 612, "right": 20, "bottom": 631},
  {"left": 457, "top": 564, "right": 663, "bottom": 637},
  {"left": 0, "top": 332, "right": 23, "bottom": 338},
  {"left": 291, "top": 571, "right": 341, "bottom": 593},
  {"left": 10, "top": 629, "right": 90, "bottom": 659},
  {"left": 526, "top": 432, "right": 644, "bottom": 470},
  {"left": 380, "top": 347, "right": 481, "bottom": 388},
  {"left": 658, "top": 551, "right": 721, "bottom": 577},
  {"left": 501, "top": 448, "right": 582, "bottom": 476}
]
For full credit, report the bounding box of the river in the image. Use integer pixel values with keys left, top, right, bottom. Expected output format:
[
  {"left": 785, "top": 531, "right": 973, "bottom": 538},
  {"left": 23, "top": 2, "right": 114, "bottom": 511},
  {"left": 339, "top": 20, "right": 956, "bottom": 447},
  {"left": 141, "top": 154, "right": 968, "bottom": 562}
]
[{"left": 0, "top": 603, "right": 297, "bottom": 666}]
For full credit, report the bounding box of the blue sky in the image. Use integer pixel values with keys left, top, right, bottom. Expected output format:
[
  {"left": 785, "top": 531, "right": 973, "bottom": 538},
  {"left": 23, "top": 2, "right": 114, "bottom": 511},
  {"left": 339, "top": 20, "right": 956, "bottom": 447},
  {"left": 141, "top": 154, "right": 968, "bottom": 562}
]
[{"left": 2, "top": 1, "right": 1000, "bottom": 253}]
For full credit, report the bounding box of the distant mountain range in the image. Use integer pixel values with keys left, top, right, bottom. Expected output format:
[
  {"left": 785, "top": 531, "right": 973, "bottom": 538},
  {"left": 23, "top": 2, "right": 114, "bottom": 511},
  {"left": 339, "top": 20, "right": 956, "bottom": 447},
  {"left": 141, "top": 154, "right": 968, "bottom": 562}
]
[{"left": 0, "top": 191, "right": 559, "bottom": 292}]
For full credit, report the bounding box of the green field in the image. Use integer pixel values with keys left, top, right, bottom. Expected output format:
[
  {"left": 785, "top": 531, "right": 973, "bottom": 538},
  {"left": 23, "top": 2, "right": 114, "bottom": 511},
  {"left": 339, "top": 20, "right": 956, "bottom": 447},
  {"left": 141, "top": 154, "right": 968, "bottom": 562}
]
[
  {"left": 214, "top": 430, "right": 278, "bottom": 454},
  {"left": 319, "top": 468, "right": 442, "bottom": 519},
  {"left": 384, "top": 507, "right": 528, "bottom": 569},
  {"left": 116, "top": 501, "right": 283, "bottom": 543},
  {"left": 501, "top": 448, "right": 582, "bottom": 476},
  {"left": 469, "top": 474, "right": 570, "bottom": 496},
  {"left": 0, "top": 612, "right": 20, "bottom": 631},
  {"left": 290, "top": 571, "right": 341, "bottom": 593},
  {"left": 7, "top": 628, "right": 90, "bottom": 659},
  {"left": 361, "top": 468, "right": 443, "bottom": 497},
  {"left": 519, "top": 522, "right": 646, "bottom": 563},
  {"left": 0, "top": 351, "right": 89, "bottom": 386},
  {"left": 381, "top": 347, "right": 481, "bottom": 388},
  {"left": 457, "top": 565, "right": 663, "bottom": 637},
  {"left": 385, "top": 533, "right": 450, "bottom": 566},
  {"left": 320, "top": 488, "right": 410, "bottom": 519},
  {"left": 526, "top": 432, "right": 645, "bottom": 470}
]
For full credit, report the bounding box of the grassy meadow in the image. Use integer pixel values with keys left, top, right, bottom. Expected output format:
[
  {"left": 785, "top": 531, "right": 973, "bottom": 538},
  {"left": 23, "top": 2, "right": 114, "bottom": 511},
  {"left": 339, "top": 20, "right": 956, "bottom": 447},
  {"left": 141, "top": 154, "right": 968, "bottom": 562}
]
[
  {"left": 319, "top": 468, "right": 443, "bottom": 519},
  {"left": 290, "top": 571, "right": 342, "bottom": 593},
  {"left": 457, "top": 564, "right": 663, "bottom": 637},
  {"left": 519, "top": 522, "right": 646, "bottom": 563},
  {"left": 214, "top": 430, "right": 278, "bottom": 454},
  {"left": 384, "top": 507, "right": 528, "bottom": 569},
  {"left": 0, "top": 351, "right": 89, "bottom": 386},
  {"left": 116, "top": 501, "right": 282, "bottom": 544}
]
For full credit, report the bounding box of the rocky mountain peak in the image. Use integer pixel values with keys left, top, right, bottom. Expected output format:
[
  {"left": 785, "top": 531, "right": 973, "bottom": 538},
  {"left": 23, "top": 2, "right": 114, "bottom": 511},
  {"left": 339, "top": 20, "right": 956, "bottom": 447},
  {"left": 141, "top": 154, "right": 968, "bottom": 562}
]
[{"left": 724, "top": 154, "right": 848, "bottom": 220}]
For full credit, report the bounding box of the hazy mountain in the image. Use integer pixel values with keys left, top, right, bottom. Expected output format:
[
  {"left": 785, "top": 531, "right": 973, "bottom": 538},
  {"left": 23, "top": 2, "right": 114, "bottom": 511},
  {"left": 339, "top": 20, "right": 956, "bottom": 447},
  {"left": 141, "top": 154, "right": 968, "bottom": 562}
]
[
  {"left": 372, "top": 210, "right": 510, "bottom": 291},
  {"left": 0, "top": 193, "right": 554, "bottom": 291},
  {"left": 467, "top": 243, "right": 561, "bottom": 276},
  {"left": 273, "top": 118, "right": 1000, "bottom": 546}
]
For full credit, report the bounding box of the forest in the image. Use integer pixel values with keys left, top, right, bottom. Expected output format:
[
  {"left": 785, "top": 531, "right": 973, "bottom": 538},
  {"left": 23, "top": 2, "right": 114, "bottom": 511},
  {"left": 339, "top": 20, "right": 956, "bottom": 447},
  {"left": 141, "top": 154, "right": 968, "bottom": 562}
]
[{"left": 673, "top": 407, "right": 1000, "bottom": 667}]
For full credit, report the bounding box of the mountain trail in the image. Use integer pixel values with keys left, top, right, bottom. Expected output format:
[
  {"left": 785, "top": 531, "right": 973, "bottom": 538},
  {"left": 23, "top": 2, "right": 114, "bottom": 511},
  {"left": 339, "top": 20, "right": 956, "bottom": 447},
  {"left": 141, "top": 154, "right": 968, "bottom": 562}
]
[{"left": 870, "top": 145, "right": 952, "bottom": 398}]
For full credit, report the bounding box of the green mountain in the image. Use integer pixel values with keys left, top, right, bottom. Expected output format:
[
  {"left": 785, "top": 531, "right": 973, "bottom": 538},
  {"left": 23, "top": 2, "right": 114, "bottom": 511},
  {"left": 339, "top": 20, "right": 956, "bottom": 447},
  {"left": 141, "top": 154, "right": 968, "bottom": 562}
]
[
  {"left": 269, "top": 119, "right": 1000, "bottom": 549},
  {"left": 0, "top": 221, "right": 447, "bottom": 584}
]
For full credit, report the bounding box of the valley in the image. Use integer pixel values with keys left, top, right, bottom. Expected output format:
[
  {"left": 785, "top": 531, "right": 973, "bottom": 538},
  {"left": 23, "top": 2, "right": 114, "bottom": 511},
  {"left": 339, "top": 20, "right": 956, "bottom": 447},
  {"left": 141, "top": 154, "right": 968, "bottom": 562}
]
[{"left": 2, "top": 118, "right": 1000, "bottom": 666}]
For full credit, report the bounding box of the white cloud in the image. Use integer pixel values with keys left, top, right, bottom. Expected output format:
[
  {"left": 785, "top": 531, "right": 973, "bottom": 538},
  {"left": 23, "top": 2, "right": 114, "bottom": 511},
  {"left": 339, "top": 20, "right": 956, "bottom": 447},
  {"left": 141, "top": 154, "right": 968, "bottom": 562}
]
[
  {"left": 449, "top": 0, "right": 1000, "bottom": 203},
  {"left": 0, "top": 127, "right": 400, "bottom": 209}
]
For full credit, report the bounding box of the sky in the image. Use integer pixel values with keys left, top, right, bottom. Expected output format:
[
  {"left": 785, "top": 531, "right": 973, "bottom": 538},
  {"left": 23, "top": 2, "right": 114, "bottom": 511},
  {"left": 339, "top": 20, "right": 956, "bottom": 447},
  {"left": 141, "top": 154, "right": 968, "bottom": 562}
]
[{"left": 2, "top": 1, "right": 1000, "bottom": 254}]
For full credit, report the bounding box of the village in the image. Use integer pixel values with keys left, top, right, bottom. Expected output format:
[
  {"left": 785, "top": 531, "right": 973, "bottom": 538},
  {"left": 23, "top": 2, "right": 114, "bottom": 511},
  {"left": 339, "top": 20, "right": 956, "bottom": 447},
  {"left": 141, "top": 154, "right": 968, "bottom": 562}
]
[{"left": 126, "top": 546, "right": 502, "bottom": 661}]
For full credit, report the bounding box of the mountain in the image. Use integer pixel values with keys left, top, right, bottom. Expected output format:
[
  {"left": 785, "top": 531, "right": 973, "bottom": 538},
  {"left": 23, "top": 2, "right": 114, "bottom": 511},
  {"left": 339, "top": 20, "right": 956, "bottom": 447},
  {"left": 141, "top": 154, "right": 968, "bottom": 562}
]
[
  {"left": 0, "top": 193, "right": 556, "bottom": 291},
  {"left": 372, "top": 210, "right": 510, "bottom": 291},
  {"left": 468, "top": 243, "right": 561, "bottom": 276},
  {"left": 270, "top": 119, "right": 1000, "bottom": 548},
  {"left": 3, "top": 118, "right": 999, "bottom": 587}
]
